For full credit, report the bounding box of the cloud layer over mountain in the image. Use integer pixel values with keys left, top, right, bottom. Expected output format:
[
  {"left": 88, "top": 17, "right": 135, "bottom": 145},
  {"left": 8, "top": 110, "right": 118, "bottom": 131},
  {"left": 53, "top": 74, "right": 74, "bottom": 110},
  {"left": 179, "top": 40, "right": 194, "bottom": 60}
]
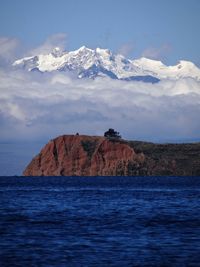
[
  {"left": 0, "top": 36, "right": 199, "bottom": 143},
  {"left": 0, "top": 65, "right": 200, "bottom": 142}
]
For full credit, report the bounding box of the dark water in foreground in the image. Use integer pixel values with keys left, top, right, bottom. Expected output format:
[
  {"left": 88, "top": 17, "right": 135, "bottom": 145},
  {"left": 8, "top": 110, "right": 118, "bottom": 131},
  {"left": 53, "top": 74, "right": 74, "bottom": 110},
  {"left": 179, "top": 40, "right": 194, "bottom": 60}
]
[{"left": 0, "top": 176, "right": 200, "bottom": 267}]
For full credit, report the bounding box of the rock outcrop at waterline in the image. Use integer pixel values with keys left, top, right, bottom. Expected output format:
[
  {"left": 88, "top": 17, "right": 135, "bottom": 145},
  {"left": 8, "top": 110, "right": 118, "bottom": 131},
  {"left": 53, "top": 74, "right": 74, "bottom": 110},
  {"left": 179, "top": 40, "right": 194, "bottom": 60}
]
[
  {"left": 23, "top": 135, "right": 145, "bottom": 176},
  {"left": 23, "top": 135, "right": 200, "bottom": 176}
]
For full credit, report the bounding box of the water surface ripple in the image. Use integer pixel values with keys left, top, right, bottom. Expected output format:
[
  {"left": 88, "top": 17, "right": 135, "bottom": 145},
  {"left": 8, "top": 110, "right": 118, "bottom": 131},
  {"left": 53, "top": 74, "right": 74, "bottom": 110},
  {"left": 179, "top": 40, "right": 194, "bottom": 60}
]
[{"left": 0, "top": 176, "right": 200, "bottom": 266}]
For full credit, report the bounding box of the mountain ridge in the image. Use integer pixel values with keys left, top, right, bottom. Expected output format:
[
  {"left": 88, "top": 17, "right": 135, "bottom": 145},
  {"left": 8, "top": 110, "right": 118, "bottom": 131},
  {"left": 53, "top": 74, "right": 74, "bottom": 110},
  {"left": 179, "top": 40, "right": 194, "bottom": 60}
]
[{"left": 13, "top": 46, "right": 200, "bottom": 82}]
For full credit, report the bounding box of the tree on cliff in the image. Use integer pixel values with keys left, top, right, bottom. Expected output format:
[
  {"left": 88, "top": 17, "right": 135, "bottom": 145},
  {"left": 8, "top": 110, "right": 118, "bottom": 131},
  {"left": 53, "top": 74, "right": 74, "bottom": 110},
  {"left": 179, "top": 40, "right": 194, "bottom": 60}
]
[{"left": 104, "top": 128, "right": 121, "bottom": 139}]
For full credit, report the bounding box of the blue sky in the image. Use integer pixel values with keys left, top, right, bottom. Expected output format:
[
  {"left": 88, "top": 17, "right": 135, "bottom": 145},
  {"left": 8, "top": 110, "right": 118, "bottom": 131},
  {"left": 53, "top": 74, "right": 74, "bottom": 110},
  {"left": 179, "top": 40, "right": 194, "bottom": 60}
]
[{"left": 0, "top": 0, "right": 200, "bottom": 65}]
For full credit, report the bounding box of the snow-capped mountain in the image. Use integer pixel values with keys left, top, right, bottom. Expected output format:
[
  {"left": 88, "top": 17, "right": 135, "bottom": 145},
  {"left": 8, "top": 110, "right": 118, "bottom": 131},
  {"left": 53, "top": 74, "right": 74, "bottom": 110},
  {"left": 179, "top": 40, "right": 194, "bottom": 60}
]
[{"left": 13, "top": 46, "right": 200, "bottom": 82}]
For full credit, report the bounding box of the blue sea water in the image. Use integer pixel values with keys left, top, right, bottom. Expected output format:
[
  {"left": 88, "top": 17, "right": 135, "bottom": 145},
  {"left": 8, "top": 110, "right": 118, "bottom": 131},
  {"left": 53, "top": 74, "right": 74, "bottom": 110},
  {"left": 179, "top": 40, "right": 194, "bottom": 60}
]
[{"left": 0, "top": 176, "right": 200, "bottom": 267}]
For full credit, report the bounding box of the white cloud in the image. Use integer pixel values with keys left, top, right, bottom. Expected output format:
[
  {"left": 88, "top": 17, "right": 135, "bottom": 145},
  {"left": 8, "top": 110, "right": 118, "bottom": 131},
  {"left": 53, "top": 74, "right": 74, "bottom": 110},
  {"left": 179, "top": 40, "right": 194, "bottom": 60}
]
[
  {"left": 29, "top": 33, "right": 68, "bottom": 55},
  {"left": 117, "top": 43, "right": 134, "bottom": 57},
  {"left": 142, "top": 44, "right": 172, "bottom": 60},
  {"left": 0, "top": 37, "right": 20, "bottom": 65},
  {"left": 0, "top": 66, "right": 200, "bottom": 143}
]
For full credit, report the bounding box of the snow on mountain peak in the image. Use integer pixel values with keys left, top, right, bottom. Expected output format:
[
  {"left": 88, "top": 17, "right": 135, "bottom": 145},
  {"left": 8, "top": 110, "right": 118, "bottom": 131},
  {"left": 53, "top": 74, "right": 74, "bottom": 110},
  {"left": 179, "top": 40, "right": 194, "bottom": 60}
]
[
  {"left": 176, "top": 60, "right": 196, "bottom": 70},
  {"left": 78, "top": 45, "right": 86, "bottom": 50},
  {"left": 51, "top": 47, "right": 64, "bottom": 57},
  {"left": 74, "top": 46, "right": 93, "bottom": 54},
  {"left": 96, "top": 47, "right": 111, "bottom": 55},
  {"left": 133, "top": 57, "right": 165, "bottom": 67},
  {"left": 54, "top": 47, "right": 61, "bottom": 52},
  {"left": 12, "top": 46, "right": 200, "bottom": 82}
]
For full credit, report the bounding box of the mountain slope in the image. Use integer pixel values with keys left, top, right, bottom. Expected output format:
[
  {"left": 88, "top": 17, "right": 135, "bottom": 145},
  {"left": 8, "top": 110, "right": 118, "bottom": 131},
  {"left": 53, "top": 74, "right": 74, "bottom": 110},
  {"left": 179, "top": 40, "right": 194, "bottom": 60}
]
[{"left": 13, "top": 46, "right": 200, "bottom": 82}]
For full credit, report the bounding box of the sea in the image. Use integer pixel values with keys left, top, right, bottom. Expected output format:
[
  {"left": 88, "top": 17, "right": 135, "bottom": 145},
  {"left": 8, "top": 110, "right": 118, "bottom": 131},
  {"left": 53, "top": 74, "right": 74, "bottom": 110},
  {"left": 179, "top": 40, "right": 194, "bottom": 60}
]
[{"left": 0, "top": 176, "right": 200, "bottom": 267}]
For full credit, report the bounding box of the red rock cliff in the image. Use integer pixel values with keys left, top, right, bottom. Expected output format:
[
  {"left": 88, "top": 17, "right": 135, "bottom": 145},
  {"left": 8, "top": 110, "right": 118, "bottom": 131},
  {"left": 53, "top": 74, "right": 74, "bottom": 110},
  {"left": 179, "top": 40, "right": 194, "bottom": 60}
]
[{"left": 23, "top": 135, "right": 145, "bottom": 176}]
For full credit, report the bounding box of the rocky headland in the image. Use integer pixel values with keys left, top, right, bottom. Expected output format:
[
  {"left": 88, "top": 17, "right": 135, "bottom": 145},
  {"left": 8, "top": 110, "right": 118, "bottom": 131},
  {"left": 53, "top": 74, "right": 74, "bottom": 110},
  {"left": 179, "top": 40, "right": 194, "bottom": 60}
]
[{"left": 23, "top": 134, "right": 200, "bottom": 176}]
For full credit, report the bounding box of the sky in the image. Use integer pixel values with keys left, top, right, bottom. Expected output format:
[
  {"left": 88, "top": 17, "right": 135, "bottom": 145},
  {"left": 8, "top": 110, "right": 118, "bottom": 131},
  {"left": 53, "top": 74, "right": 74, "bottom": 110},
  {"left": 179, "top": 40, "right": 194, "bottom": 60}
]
[
  {"left": 0, "top": 0, "right": 200, "bottom": 65},
  {"left": 0, "top": 0, "right": 200, "bottom": 175}
]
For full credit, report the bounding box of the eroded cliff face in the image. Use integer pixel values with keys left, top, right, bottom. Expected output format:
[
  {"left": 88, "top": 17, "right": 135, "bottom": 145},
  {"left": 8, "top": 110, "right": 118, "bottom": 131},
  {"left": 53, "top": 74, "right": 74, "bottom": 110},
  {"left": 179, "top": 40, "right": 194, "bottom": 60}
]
[{"left": 23, "top": 135, "right": 145, "bottom": 176}]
